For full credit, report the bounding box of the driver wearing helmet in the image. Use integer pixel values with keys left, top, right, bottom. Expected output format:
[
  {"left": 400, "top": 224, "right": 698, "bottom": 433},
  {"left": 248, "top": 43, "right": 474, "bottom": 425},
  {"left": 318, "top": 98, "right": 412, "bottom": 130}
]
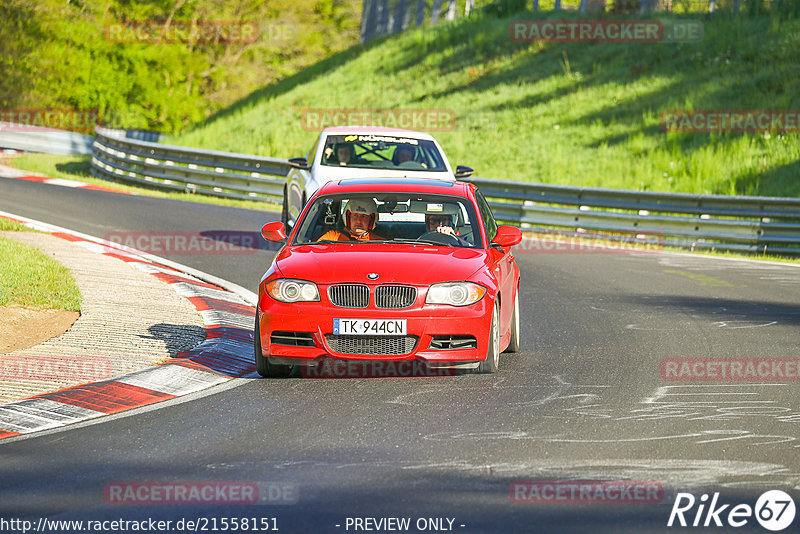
[
  {"left": 317, "top": 198, "right": 385, "bottom": 242},
  {"left": 425, "top": 212, "right": 458, "bottom": 237},
  {"left": 423, "top": 202, "right": 462, "bottom": 238},
  {"left": 392, "top": 146, "right": 414, "bottom": 165},
  {"left": 392, "top": 145, "right": 427, "bottom": 169},
  {"left": 334, "top": 143, "right": 354, "bottom": 166}
]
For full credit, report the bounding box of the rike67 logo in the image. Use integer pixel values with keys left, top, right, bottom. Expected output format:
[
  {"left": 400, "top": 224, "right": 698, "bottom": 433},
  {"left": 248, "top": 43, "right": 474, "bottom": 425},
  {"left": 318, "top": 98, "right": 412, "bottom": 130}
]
[{"left": 668, "top": 490, "right": 796, "bottom": 531}]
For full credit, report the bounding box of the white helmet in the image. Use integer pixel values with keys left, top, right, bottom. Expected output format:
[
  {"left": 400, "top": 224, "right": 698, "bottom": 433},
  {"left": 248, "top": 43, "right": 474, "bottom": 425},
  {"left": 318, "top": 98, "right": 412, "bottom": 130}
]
[
  {"left": 411, "top": 200, "right": 461, "bottom": 227},
  {"left": 344, "top": 198, "right": 378, "bottom": 229}
]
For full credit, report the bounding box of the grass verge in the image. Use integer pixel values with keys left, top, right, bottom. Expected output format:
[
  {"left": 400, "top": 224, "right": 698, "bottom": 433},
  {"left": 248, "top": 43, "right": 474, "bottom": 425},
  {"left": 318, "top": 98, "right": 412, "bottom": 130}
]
[
  {"left": 0, "top": 234, "right": 82, "bottom": 311},
  {"left": 0, "top": 219, "right": 32, "bottom": 232}
]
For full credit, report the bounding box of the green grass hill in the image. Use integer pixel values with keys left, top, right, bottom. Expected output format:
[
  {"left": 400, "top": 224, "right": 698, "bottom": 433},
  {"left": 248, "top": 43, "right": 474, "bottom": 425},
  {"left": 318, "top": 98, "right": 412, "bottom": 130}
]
[{"left": 173, "top": 5, "right": 800, "bottom": 197}]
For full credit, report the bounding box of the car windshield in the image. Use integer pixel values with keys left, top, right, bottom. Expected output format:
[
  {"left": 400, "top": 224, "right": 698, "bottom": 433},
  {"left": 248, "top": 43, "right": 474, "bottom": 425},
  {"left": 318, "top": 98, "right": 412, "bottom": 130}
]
[
  {"left": 293, "top": 193, "right": 481, "bottom": 248},
  {"left": 320, "top": 134, "right": 447, "bottom": 172}
]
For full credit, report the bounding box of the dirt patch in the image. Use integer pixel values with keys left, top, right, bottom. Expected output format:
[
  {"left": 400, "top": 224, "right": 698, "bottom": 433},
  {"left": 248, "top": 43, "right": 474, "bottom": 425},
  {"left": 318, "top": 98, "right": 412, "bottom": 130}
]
[{"left": 0, "top": 307, "right": 80, "bottom": 353}]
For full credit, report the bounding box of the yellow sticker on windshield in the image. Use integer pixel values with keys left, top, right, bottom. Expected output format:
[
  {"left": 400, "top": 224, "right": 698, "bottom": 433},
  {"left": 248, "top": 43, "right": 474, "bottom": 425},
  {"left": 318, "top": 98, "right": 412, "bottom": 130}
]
[{"left": 427, "top": 203, "right": 443, "bottom": 212}]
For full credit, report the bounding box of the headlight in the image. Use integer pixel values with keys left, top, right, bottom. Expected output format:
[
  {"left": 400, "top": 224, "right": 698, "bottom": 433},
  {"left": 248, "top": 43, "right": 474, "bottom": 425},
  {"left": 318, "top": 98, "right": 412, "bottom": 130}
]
[
  {"left": 426, "top": 282, "right": 486, "bottom": 306},
  {"left": 266, "top": 279, "right": 320, "bottom": 303}
]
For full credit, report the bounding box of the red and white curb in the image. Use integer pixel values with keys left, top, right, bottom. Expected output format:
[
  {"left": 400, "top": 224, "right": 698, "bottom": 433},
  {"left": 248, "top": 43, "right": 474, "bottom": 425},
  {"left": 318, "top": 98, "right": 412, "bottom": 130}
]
[{"left": 0, "top": 211, "right": 259, "bottom": 441}]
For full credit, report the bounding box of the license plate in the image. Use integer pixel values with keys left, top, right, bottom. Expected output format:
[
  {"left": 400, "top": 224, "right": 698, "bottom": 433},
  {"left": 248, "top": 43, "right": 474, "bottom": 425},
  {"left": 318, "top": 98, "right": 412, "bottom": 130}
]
[{"left": 333, "top": 318, "right": 407, "bottom": 336}]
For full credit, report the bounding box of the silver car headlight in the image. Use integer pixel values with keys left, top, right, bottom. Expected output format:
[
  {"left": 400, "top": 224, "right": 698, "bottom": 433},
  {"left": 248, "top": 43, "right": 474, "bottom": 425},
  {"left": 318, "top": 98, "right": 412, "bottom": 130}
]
[
  {"left": 266, "top": 279, "right": 320, "bottom": 303},
  {"left": 425, "top": 282, "right": 486, "bottom": 306}
]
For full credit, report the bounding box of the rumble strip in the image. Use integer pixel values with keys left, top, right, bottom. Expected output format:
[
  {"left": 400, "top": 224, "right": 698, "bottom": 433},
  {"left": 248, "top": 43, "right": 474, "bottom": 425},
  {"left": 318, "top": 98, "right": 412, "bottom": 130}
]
[{"left": 0, "top": 212, "right": 256, "bottom": 441}]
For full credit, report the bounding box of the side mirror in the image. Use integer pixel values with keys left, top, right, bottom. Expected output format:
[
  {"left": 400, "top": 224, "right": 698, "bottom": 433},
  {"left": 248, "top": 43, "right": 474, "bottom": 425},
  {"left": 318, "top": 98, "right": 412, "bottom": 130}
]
[
  {"left": 454, "top": 165, "right": 474, "bottom": 179},
  {"left": 492, "top": 225, "right": 522, "bottom": 248},
  {"left": 288, "top": 157, "right": 310, "bottom": 170},
  {"left": 261, "top": 221, "right": 288, "bottom": 242}
]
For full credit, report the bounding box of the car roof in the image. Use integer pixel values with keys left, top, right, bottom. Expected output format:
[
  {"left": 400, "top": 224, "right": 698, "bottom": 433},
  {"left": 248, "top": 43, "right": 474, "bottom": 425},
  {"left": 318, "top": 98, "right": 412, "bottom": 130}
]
[
  {"left": 317, "top": 178, "right": 473, "bottom": 197},
  {"left": 320, "top": 126, "right": 437, "bottom": 141}
]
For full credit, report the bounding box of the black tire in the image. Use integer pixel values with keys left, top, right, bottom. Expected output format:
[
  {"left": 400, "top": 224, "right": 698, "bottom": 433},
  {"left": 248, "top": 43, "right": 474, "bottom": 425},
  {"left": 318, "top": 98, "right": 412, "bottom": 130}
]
[
  {"left": 504, "top": 290, "right": 520, "bottom": 353},
  {"left": 254, "top": 316, "right": 292, "bottom": 378},
  {"left": 476, "top": 302, "right": 500, "bottom": 374}
]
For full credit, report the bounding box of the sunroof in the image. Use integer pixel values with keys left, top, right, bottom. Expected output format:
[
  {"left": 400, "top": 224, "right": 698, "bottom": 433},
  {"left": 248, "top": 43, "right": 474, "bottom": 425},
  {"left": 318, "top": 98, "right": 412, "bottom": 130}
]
[{"left": 338, "top": 178, "right": 455, "bottom": 187}]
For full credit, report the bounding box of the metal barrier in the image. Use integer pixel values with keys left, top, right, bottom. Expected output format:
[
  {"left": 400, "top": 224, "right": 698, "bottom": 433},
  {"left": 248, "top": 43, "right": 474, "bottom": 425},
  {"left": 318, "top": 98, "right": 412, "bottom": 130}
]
[
  {"left": 84, "top": 127, "right": 798, "bottom": 256},
  {"left": 469, "top": 178, "right": 800, "bottom": 255},
  {"left": 0, "top": 123, "right": 93, "bottom": 155},
  {"left": 91, "top": 128, "right": 290, "bottom": 204}
]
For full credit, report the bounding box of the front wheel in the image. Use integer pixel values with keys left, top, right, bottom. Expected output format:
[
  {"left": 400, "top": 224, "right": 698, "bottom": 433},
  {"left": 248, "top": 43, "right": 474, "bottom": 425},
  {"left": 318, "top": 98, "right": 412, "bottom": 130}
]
[
  {"left": 254, "top": 316, "right": 292, "bottom": 378},
  {"left": 476, "top": 302, "right": 500, "bottom": 374}
]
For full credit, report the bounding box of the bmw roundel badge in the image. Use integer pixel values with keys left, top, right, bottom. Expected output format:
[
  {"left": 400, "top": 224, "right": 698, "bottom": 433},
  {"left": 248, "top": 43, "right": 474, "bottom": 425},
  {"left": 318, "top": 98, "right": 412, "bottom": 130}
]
[{"left": 367, "top": 273, "right": 379, "bottom": 280}]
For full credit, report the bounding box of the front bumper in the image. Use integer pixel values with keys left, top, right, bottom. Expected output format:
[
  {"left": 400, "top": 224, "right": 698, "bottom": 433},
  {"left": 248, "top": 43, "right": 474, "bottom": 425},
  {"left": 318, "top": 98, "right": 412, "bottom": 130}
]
[{"left": 257, "top": 294, "right": 492, "bottom": 366}]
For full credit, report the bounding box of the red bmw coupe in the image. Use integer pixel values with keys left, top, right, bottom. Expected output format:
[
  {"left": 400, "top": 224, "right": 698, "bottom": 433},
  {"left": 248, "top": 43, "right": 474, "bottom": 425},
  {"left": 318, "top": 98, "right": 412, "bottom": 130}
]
[{"left": 256, "top": 178, "right": 522, "bottom": 377}]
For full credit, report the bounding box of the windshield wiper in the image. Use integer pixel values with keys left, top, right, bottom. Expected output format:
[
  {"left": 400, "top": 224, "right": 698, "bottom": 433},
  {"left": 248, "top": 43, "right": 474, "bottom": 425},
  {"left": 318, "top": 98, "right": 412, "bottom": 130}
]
[
  {"left": 305, "top": 239, "right": 389, "bottom": 244},
  {"left": 389, "top": 238, "right": 452, "bottom": 247}
]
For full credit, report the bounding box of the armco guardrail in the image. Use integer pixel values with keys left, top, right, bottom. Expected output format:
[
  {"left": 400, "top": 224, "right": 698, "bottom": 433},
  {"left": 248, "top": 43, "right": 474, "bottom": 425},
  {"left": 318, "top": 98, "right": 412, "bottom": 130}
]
[
  {"left": 91, "top": 128, "right": 289, "bottom": 204},
  {"left": 0, "top": 122, "right": 93, "bottom": 155},
  {"left": 86, "top": 127, "right": 800, "bottom": 255},
  {"left": 469, "top": 178, "right": 800, "bottom": 255}
]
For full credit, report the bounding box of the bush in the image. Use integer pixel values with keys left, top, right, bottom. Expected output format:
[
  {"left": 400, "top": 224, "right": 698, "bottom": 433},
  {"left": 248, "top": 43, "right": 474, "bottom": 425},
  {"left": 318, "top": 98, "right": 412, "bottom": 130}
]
[{"left": 771, "top": 0, "right": 800, "bottom": 17}]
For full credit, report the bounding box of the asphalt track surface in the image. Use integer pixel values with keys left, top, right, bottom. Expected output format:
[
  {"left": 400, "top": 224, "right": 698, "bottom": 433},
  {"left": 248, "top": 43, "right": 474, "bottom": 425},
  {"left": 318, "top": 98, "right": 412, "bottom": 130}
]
[{"left": 1, "top": 178, "right": 800, "bottom": 533}]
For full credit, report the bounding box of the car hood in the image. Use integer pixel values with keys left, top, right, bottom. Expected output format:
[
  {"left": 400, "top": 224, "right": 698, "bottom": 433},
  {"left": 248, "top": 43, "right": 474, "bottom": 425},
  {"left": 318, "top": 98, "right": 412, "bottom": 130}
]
[{"left": 275, "top": 245, "right": 487, "bottom": 286}]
